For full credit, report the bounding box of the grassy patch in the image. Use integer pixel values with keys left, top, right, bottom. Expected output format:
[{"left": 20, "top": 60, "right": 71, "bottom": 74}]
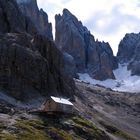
[
  {"left": 0, "top": 114, "right": 111, "bottom": 140},
  {"left": 0, "top": 132, "right": 16, "bottom": 140},
  {"left": 0, "top": 123, "right": 6, "bottom": 133},
  {"left": 71, "top": 116, "right": 110, "bottom": 140},
  {"left": 15, "top": 119, "right": 51, "bottom": 140},
  {"left": 72, "top": 116, "right": 97, "bottom": 129},
  {"left": 48, "top": 127, "right": 75, "bottom": 140}
]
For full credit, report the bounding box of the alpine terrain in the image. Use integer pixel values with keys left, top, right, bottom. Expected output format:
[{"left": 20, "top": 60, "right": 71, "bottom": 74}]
[{"left": 0, "top": 0, "right": 139, "bottom": 140}]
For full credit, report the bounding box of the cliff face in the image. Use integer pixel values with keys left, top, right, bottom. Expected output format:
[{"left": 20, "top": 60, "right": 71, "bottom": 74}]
[
  {"left": 0, "top": 0, "right": 75, "bottom": 100},
  {"left": 117, "top": 33, "right": 140, "bottom": 76},
  {"left": 0, "top": 0, "right": 26, "bottom": 33},
  {"left": 117, "top": 33, "right": 140, "bottom": 63},
  {"left": 55, "top": 9, "right": 118, "bottom": 80},
  {"left": 16, "top": 0, "right": 53, "bottom": 39},
  {"left": 0, "top": 0, "right": 52, "bottom": 37}
]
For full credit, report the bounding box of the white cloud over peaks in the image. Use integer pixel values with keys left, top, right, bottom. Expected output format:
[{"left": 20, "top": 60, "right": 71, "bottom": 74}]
[{"left": 37, "top": 0, "right": 140, "bottom": 55}]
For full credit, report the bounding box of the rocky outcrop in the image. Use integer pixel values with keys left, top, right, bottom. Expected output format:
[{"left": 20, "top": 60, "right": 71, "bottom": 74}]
[
  {"left": 117, "top": 32, "right": 140, "bottom": 76},
  {"left": 0, "top": 0, "right": 53, "bottom": 39},
  {"left": 0, "top": 0, "right": 40, "bottom": 35},
  {"left": 0, "top": 33, "right": 75, "bottom": 100},
  {"left": 55, "top": 9, "right": 117, "bottom": 80},
  {"left": 89, "top": 41, "right": 118, "bottom": 80},
  {"left": 16, "top": 0, "right": 53, "bottom": 39},
  {"left": 0, "top": 1, "right": 75, "bottom": 100},
  {"left": 0, "top": 0, "right": 26, "bottom": 33},
  {"left": 117, "top": 33, "right": 140, "bottom": 63}
]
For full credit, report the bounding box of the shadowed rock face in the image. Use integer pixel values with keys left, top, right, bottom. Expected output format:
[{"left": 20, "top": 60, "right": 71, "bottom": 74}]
[
  {"left": 63, "top": 52, "right": 78, "bottom": 78},
  {"left": 0, "top": 0, "right": 40, "bottom": 35},
  {"left": 0, "top": 1, "right": 75, "bottom": 100},
  {"left": 0, "top": 0, "right": 26, "bottom": 33},
  {"left": 16, "top": 0, "right": 53, "bottom": 40},
  {"left": 117, "top": 33, "right": 140, "bottom": 76},
  {"left": 117, "top": 33, "right": 140, "bottom": 63},
  {"left": 0, "top": 33, "right": 75, "bottom": 100},
  {"left": 55, "top": 9, "right": 118, "bottom": 80}
]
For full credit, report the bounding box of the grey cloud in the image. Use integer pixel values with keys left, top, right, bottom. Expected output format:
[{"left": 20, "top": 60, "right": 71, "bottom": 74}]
[
  {"left": 84, "top": 4, "right": 140, "bottom": 36},
  {"left": 61, "top": 0, "right": 70, "bottom": 4}
]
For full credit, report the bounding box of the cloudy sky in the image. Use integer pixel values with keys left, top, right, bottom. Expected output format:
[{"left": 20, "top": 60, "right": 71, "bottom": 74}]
[{"left": 37, "top": 0, "right": 140, "bottom": 55}]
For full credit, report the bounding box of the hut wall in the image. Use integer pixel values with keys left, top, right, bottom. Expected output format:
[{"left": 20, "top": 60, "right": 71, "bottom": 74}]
[
  {"left": 43, "top": 100, "right": 57, "bottom": 111},
  {"left": 42, "top": 99, "right": 73, "bottom": 113}
]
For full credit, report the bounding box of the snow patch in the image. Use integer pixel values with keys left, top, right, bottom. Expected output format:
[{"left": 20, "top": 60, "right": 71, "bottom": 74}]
[{"left": 78, "top": 64, "right": 140, "bottom": 93}]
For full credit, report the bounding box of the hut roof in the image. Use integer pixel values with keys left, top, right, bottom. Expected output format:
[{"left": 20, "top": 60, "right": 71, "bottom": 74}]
[{"left": 51, "top": 96, "right": 73, "bottom": 106}]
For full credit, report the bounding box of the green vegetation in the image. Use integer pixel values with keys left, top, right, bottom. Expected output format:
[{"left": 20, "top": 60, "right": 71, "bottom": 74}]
[
  {"left": 72, "top": 116, "right": 97, "bottom": 129},
  {"left": 70, "top": 116, "right": 109, "bottom": 140},
  {"left": 0, "top": 132, "right": 16, "bottom": 140},
  {"left": 0, "top": 114, "right": 111, "bottom": 140},
  {"left": 15, "top": 119, "right": 51, "bottom": 140},
  {"left": 0, "top": 123, "right": 6, "bottom": 133},
  {"left": 48, "top": 127, "right": 74, "bottom": 140}
]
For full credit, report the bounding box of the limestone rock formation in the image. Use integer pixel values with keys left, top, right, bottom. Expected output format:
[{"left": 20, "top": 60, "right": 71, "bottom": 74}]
[
  {"left": 55, "top": 9, "right": 118, "bottom": 80},
  {"left": 117, "top": 32, "right": 140, "bottom": 76},
  {"left": 0, "top": 0, "right": 75, "bottom": 100},
  {"left": 0, "top": 33, "right": 75, "bottom": 100},
  {"left": 0, "top": 0, "right": 39, "bottom": 35},
  {"left": 0, "top": 0, "right": 26, "bottom": 33},
  {"left": 117, "top": 33, "right": 140, "bottom": 63},
  {"left": 16, "top": 0, "right": 53, "bottom": 39}
]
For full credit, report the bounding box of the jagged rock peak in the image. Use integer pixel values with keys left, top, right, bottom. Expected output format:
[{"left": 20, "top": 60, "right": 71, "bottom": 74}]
[
  {"left": 117, "top": 32, "right": 140, "bottom": 76},
  {"left": 55, "top": 9, "right": 118, "bottom": 80},
  {"left": 0, "top": 0, "right": 26, "bottom": 33},
  {"left": 63, "top": 8, "right": 72, "bottom": 16},
  {"left": 117, "top": 32, "right": 140, "bottom": 63},
  {"left": 55, "top": 8, "right": 89, "bottom": 34},
  {"left": 16, "top": 0, "right": 53, "bottom": 39},
  {"left": 62, "top": 8, "right": 77, "bottom": 19}
]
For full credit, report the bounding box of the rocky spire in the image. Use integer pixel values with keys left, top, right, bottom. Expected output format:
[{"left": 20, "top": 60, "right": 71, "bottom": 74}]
[
  {"left": 117, "top": 33, "right": 140, "bottom": 63},
  {"left": 0, "top": 0, "right": 26, "bottom": 33},
  {"left": 16, "top": 0, "right": 53, "bottom": 39},
  {"left": 117, "top": 32, "right": 140, "bottom": 76},
  {"left": 55, "top": 9, "right": 118, "bottom": 80}
]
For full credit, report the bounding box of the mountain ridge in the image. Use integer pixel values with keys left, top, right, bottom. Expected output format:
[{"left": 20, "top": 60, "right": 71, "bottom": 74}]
[
  {"left": 0, "top": 0, "right": 75, "bottom": 101},
  {"left": 55, "top": 9, "right": 118, "bottom": 80},
  {"left": 0, "top": 1, "right": 140, "bottom": 140}
]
